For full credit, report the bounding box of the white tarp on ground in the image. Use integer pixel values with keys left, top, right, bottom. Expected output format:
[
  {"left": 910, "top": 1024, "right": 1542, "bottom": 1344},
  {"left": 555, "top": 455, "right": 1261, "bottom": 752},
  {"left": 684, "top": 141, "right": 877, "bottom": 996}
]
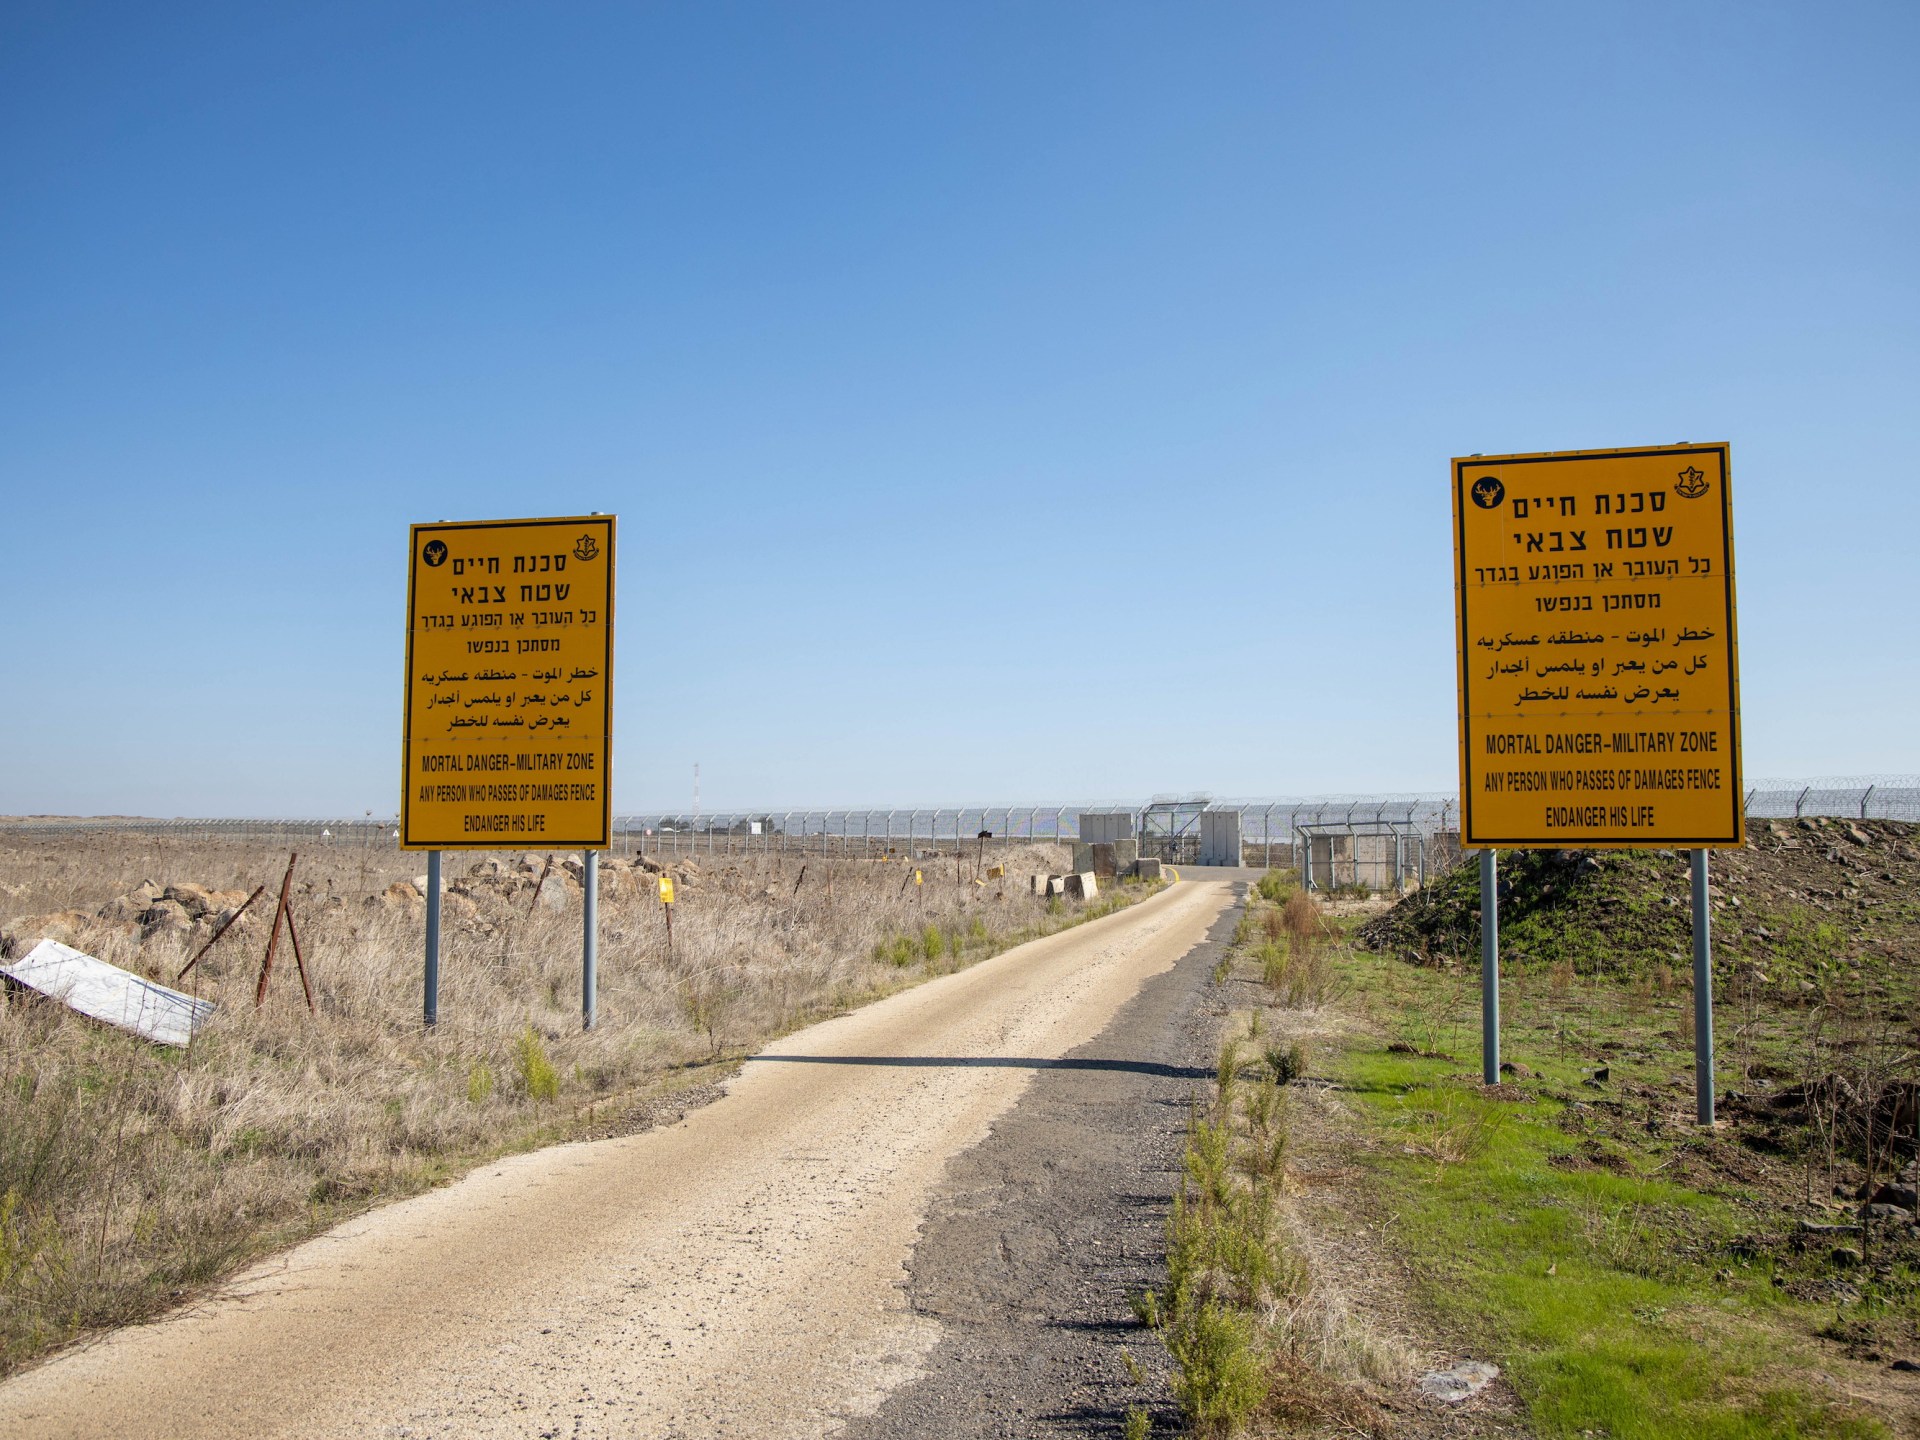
[{"left": 1, "top": 939, "right": 216, "bottom": 1047}]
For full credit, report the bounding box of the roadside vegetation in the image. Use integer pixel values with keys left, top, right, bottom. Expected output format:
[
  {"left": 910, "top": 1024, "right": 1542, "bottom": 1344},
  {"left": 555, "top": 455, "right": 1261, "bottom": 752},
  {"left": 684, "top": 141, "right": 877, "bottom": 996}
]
[
  {"left": 0, "top": 828, "right": 1160, "bottom": 1376},
  {"left": 1149, "top": 818, "right": 1920, "bottom": 1438},
  {"left": 1142, "top": 870, "right": 1405, "bottom": 1438}
]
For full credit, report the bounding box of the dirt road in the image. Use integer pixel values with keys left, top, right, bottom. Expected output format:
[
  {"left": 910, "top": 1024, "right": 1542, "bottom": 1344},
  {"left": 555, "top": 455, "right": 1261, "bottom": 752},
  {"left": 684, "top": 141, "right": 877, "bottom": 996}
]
[{"left": 0, "top": 879, "right": 1234, "bottom": 1439}]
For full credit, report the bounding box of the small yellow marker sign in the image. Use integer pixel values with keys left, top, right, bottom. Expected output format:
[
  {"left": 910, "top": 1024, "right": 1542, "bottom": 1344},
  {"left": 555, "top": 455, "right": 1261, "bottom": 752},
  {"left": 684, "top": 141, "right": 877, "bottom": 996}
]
[
  {"left": 402, "top": 515, "right": 615, "bottom": 850},
  {"left": 657, "top": 875, "right": 674, "bottom": 905},
  {"left": 913, "top": 869, "right": 923, "bottom": 886},
  {"left": 1453, "top": 445, "right": 1741, "bottom": 848}
]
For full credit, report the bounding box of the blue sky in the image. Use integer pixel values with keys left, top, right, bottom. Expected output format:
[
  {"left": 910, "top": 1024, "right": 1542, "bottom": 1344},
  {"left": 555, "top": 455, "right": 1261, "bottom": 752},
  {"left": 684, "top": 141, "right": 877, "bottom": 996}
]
[{"left": 3, "top": 2, "right": 1915, "bottom": 816}]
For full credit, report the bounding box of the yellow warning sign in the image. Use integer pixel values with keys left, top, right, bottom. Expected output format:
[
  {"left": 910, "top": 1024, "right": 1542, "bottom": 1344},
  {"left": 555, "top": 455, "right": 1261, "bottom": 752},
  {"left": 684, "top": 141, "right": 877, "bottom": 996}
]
[
  {"left": 658, "top": 875, "right": 674, "bottom": 905},
  {"left": 1453, "top": 445, "right": 1741, "bottom": 849},
  {"left": 401, "top": 515, "right": 615, "bottom": 850}
]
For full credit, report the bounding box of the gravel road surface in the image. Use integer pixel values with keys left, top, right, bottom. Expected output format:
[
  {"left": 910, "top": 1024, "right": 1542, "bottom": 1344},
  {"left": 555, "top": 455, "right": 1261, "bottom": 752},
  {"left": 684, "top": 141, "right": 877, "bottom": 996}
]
[{"left": 0, "top": 880, "right": 1234, "bottom": 1439}]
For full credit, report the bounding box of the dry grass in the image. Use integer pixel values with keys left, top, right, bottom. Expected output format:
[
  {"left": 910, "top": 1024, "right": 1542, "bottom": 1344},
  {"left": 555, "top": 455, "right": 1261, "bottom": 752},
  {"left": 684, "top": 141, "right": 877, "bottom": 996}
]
[{"left": 0, "top": 830, "right": 1145, "bottom": 1375}]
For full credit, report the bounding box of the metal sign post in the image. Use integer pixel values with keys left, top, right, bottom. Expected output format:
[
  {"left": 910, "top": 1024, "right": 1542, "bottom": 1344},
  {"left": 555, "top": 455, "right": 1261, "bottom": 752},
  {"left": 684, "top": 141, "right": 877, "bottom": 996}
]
[
  {"left": 1481, "top": 849, "right": 1500, "bottom": 1085},
  {"left": 1692, "top": 849, "right": 1714, "bottom": 1124},
  {"left": 424, "top": 850, "right": 442, "bottom": 1027},
  {"left": 582, "top": 849, "right": 598, "bottom": 1031}
]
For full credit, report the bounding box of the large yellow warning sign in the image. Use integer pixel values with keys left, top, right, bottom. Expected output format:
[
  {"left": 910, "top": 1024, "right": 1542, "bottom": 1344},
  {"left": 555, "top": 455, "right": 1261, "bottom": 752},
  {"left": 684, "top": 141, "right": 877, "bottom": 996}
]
[
  {"left": 1453, "top": 445, "right": 1741, "bottom": 849},
  {"left": 402, "top": 516, "right": 615, "bottom": 850}
]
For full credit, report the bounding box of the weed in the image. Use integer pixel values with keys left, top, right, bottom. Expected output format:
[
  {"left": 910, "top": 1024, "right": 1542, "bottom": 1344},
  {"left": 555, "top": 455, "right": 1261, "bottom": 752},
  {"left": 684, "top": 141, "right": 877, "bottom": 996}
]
[
  {"left": 1264, "top": 1041, "right": 1307, "bottom": 1086},
  {"left": 466, "top": 1062, "right": 495, "bottom": 1104},
  {"left": 1167, "top": 1303, "right": 1267, "bottom": 1438},
  {"left": 1255, "top": 868, "right": 1299, "bottom": 905},
  {"left": 921, "top": 924, "right": 947, "bottom": 960},
  {"left": 513, "top": 1027, "right": 559, "bottom": 1102},
  {"left": 1396, "top": 1082, "right": 1504, "bottom": 1173},
  {"left": 1122, "top": 1406, "right": 1152, "bottom": 1440}
]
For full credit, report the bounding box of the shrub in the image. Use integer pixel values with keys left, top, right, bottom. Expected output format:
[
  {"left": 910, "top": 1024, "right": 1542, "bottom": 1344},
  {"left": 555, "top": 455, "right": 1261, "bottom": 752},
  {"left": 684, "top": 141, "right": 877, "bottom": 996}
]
[
  {"left": 466, "top": 1062, "right": 495, "bottom": 1104},
  {"left": 1255, "top": 869, "right": 1299, "bottom": 905},
  {"left": 513, "top": 1027, "right": 559, "bottom": 1102}
]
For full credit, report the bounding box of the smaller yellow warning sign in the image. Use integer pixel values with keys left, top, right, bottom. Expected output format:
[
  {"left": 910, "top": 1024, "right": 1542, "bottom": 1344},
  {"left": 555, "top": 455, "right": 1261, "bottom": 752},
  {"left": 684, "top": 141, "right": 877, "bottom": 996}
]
[
  {"left": 913, "top": 870, "right": 923, "bottom": 886},
  {"left": 658, "top": 875, "right": 674, "bottom": 905}
]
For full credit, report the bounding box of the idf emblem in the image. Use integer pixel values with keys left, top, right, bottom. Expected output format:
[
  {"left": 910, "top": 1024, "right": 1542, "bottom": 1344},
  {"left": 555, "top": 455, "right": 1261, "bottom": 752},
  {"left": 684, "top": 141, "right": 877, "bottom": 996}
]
[
  {"left": 1470, "top": 475, "right": 1505, "bottom": 509},
  {"left": 1674, "top": 466, "right": 1710, "bottom": 499}
]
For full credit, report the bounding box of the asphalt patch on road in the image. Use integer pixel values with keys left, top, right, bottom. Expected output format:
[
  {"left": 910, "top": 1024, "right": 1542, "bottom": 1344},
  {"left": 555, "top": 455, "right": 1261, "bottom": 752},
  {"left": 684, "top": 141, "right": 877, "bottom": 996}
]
[{"left": 842, "top": 889, "right": 1245, "bottom": 1439}]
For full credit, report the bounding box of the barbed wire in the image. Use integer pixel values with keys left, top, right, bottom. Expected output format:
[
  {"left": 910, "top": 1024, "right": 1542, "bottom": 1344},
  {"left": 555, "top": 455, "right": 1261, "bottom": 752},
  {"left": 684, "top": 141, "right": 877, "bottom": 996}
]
[{"left": 5, "top": 776, "right": 1913, "bottom": 842}]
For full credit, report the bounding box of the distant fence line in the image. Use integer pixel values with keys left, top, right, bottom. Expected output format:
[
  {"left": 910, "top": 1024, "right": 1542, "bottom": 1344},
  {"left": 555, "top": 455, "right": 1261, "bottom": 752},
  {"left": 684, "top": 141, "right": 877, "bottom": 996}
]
[{"left": 6, "top": 777, "right": 1912, "bottom": 853}]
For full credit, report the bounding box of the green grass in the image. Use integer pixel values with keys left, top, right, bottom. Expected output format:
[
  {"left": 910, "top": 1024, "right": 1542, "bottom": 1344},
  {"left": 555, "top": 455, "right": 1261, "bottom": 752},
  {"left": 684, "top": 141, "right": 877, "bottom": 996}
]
[{"left": 1335, "top": 948, "right": 1892, "bottom": 1440}]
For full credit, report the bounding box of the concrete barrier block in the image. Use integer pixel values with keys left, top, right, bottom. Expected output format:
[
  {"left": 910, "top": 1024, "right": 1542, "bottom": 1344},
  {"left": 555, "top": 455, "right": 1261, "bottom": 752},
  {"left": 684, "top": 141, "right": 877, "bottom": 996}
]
[
  {"left": 1132, "top": 857, "right": 1163, "bottom": 880},
  {"left": 1063, "top": 872, "right": 1099, "bottom": 900}
]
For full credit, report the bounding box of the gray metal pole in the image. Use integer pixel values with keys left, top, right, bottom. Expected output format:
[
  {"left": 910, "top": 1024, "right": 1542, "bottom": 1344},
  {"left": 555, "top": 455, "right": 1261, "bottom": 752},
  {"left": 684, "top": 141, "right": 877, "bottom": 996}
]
[
  {"left": 583, "top": 849, "right": 599, "bottom": 1031},
  {"left": 1692, "top": 848, "right": 1714, "bottom": 1125},
  {"left": 1480, "top": 848, "right": 1500, "bottom": 1085},
  {"left": 424, "top": 849, "right": 442, "bottom": 1027}
]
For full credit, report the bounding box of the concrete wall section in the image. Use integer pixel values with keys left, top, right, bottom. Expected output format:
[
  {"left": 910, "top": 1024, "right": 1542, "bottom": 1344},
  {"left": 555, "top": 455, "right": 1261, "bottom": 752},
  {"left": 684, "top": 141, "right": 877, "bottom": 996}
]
[
  {"left": 1077, "top": 811, "right": 1136, "bottom": 844},
  {"left": 1198, "top": 809, "right": 1242, "bottom": 867}
]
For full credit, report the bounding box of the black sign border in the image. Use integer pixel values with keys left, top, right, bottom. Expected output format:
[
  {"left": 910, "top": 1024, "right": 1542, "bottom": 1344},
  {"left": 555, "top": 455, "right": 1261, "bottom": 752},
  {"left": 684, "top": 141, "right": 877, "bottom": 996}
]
[
  {"left": 401, "top": 514, "right": 616, "bottom": 851},
  {"left": 1453, "top": 444, "right": 1741, "bottom": 849}
]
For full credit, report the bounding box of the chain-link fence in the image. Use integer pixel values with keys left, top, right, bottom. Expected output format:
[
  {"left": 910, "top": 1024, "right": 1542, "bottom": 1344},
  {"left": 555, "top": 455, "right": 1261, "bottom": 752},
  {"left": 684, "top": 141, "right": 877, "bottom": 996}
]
[{"left": 5, "top": 776, "right": 1913, "bottom": 885}]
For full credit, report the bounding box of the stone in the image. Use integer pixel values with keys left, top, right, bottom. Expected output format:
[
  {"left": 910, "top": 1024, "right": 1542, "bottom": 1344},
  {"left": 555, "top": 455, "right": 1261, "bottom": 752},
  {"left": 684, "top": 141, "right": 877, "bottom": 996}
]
[
  {"left": 1862, "top": 1203, "right": 1915, "bottom": 1223},
  {"left": 1417, "top": 1361, "right": 1498, "bottom": 1403},
  {"left": 1832, "top": 1246, "right": 1865, "bottom": 1267},
  {"left": 1846, "top": 825, "right": 1872, "bottom": 847},
  {"left": 137, "top": 900, "right": 193, "bottom": 937},
  {"left": 162, "top": 884, "right": 216, "bottom": 919},
  {"left": 383, "top": 880, "right": 423, "bottom": 906},
  {"left": 1799, "top": 1219, "right": 1864, "bottom": 1237},
  {"left": 1873, "top": 1183, "right": 1919, "bottom": 1210},
  {"left": 1500, "top": 1061, "right": 1534, "bottom": 1079}
]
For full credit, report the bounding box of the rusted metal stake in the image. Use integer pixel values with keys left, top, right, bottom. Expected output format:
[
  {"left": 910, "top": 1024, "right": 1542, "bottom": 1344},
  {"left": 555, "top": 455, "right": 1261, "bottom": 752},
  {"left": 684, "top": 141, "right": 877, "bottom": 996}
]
[
  {"left": 177, "top": 883, "right": 265, "bottom": 982},
  {"left": 284, "top": 899, "right": 316, "bottom": 1013},
  {"left": 256, "top": 854, "right": 298, "bottom": 1009},
  {"left": 525, "top": 853, "right": 554, "bottom": 917}
]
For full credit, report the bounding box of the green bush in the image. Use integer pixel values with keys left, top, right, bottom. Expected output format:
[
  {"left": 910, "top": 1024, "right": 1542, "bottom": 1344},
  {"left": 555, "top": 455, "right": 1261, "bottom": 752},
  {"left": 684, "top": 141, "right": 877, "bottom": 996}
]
[
  {"left": 921, "top": 924, "right": 947, "bottom": 960},
  {"left": 513, "top": 1027, "right": 559, "bottom": 1102},
  {"left": 1255, "top": 869, "right": 1299, "bottom": 905}
]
